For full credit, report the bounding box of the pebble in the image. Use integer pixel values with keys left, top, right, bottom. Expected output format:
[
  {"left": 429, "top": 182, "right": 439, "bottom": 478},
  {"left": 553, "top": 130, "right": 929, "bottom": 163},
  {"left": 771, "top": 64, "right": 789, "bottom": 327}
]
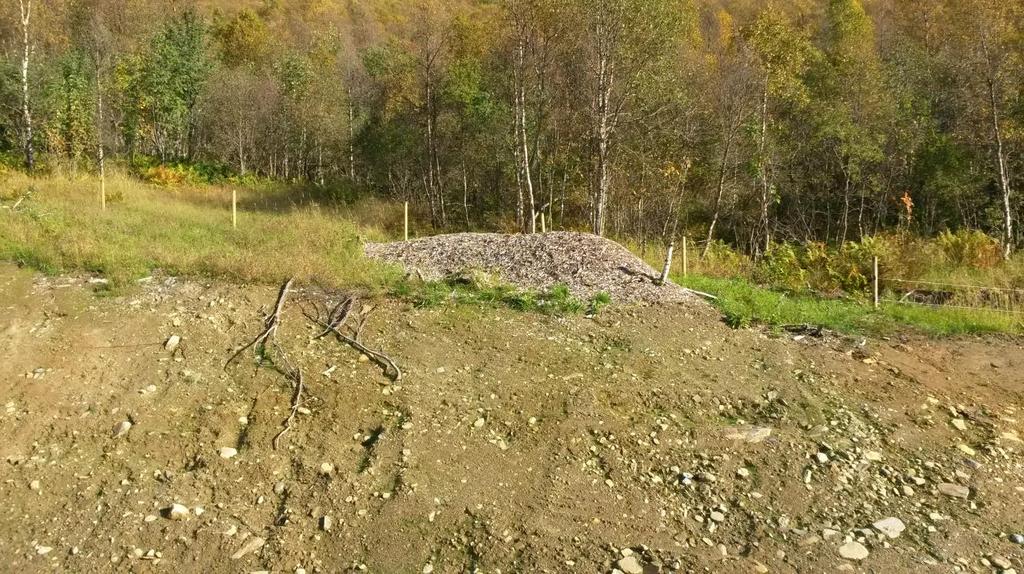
[
  {"left": 218, "top": 447, "right": 238, "bottom": 459},
  {"left": 229, "top": 536, "right": 265, "bottom": 560},
  {"left": 872, "top": 517, "right": 906, "bottom": 539},
  {"left": 422, "top": 565, "right": 434, "bottom": 574},
  {"left": 165, "top": 503, "right": 189, "bottom": 521},
  {"left": 320, "top": 462, "right": 334, "bottom": 475},
  {"left": 951, "top": 419, "right": 968, "bottom": 431},
  {"left": 112, "top": 420, "right": 132, "bottom": 438},
  {"left": 320, "top": 516, "right": 333, "bottom": 532},
  {"left": 710, "top": 511, "right": 726, "bottom": 523},
  {"left": 29, "top": 480, "right": 40, "bottom": 491},
  {"left": 274, "top": 482, "right": 286, "bottom": 495},
  {"left": 991, "top": 556, "right": 1012, "bottom": 569},
  {"left": 1010, "top": 534, "right": 1024, "bottom": 545},
  {"left": 473, "top": 418, "right": 486, "bottom": 428},
  {"left": 736, "top": 468, "right": 751, "bottom": 479},
  {"left": 957, "top": 444, "right": 977, "bottom": 456},
  {"left": 617, "top": 556, "right": 644, "bottom": 574},
  {"left": 165, "top": 335, "right": 181, "bottom": 352},
  {"left": 838, "top": 541, "right": 870, "bottom": 561},
  {"left": 938, "top": 483, "right": 970, "bottom": 499}
]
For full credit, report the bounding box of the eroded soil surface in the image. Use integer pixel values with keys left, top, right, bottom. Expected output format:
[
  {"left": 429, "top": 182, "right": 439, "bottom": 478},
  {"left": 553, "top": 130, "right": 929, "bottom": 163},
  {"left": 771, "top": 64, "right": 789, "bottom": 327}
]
[{"left": 1, "top": 264, "right": 1022, "bottom": 573}]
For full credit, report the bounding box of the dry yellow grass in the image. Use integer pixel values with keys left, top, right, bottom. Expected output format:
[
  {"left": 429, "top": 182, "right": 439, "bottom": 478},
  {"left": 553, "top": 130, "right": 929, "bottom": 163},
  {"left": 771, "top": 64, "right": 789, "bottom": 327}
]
[{"left": 0, "top": 171, "right": 399, "bottom": 291}]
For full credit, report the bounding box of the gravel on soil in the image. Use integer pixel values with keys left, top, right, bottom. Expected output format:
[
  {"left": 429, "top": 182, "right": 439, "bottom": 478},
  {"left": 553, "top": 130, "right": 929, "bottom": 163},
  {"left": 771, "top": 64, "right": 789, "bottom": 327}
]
[{"left": 365, "top": 231, "right": 702, "bottom": 305}]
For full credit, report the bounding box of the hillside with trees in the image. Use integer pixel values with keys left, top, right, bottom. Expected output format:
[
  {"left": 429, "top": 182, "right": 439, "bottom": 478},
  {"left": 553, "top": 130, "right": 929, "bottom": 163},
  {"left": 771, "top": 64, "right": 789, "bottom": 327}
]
[{"left": 0, "top": 0, "right": 1021, "bottom": 257}]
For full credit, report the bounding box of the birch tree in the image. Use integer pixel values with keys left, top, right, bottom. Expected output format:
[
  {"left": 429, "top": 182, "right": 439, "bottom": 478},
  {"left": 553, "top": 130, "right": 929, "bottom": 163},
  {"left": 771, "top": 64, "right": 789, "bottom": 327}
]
[{"left": 18, "top": 0, "right": 34, "bottom": 171}]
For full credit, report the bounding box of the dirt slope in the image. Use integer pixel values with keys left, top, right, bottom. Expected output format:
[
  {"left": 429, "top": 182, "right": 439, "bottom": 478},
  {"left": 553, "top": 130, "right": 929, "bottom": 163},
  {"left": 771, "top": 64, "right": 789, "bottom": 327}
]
[{"left": 0, "top": 264, "right": 1022, "bottom": 573}]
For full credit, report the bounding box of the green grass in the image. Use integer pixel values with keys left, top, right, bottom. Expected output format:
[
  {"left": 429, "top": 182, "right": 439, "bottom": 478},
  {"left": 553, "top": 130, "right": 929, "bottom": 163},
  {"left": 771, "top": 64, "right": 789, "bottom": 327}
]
[
  {"left": 678, "top": 274, "right": 1023, "bottom": 336},
  {"left": 0, "top": 172, "right": 611, "bottom": 316},
  {"left": 392, "top": 278, "right": 611, "bottom": 315},
  {"left": 0, "top": 171, "right": 397, "bottom": 292}
]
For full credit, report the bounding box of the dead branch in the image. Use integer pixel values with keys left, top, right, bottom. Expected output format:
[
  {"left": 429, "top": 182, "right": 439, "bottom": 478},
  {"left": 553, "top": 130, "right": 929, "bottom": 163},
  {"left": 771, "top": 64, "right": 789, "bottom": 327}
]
[
  {"left": 272, "top": 368, "right": 304, "bottom": 450},
  {"left": 312, "top": 297, "right": 354, "bottom": 340},
  {"left": 684, "top": 288, "right": 718, "bottom": 301},
  {"left": 307, "top": 301, "right": 402, "bottom": 383},
  {"left": 225, "top": 278, "right": 294, "bottom": 370}
]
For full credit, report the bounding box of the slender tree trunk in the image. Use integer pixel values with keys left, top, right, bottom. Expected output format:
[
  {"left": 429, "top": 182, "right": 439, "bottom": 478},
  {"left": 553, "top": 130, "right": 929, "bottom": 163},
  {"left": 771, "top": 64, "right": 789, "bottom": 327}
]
[
  {"left": 704, "top": 135, "right": 733, "bottom": 258},
  {"left": 757, "top": 70, "right": 771, "bottom": 256},
  {"left": 592, "top": 44, "right": 613, "bottom": 237},
  {"left": 96, "top": 72, "right": 106, "bottom": 210},
  {"left": 348, "top": 92, "right": 357, "bottom": 181},
  {"left": 841, "top": 169, "right": 851, "bottom": 244},
  {"left": 19, "top": 0, "right": 34, "bottom": 172},
  {"left": 988, "top": 79, "right": 1014, "bottom": 259},
  {"left": 462, "top": 161, "right": 471, "bottom": 230},
  {"left": 515, "top": 36, "right": 537, "bottom": 234},
  {"left": 237, "top": 124, "right": 246, "bottom": 176}
]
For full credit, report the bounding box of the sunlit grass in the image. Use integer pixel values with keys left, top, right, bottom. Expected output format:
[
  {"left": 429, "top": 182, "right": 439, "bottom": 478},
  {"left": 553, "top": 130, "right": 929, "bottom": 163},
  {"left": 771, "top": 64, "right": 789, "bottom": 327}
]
[
  {"left": 0, "top": 171, "right": 398, "bottom": 292},
  {"left": 679, "top": 274, "right": 1022, "bottom": 336}
]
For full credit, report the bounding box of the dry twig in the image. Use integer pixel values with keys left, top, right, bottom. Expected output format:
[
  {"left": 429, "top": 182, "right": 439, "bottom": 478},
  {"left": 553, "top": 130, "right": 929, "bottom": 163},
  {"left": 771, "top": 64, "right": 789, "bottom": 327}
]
[
  {"left": 272, "top": 368, "right": 304, "bottom": 450},
  {"left": 225, "top": 278, "right": 294, "bottom": 370},
  {"left": 306, "top": 297, "right": 402, "bottom": 383}
]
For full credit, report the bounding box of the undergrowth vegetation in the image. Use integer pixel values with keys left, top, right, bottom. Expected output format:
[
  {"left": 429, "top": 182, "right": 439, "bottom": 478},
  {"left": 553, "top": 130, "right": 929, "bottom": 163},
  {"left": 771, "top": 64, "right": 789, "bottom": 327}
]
[{"left": 2, "top": 172, "right": 1022, "bottom": 332}]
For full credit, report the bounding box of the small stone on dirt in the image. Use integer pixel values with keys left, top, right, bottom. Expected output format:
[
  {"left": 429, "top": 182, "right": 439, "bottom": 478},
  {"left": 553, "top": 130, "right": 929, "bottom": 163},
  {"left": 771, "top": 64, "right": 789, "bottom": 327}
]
[
  {"left": 29, "top": 480, "right": 40, "bottom": 491},
  {"left": 164, "top": 503, "right": 189, "bottom": 521},
  {"left": 112, "top": 420, "right": 132, "bottom": 438},
  {"left": 229, "top": 536, "right": 265, "bottom": 560},
  {"left": 218, "top": 447, "right": 238, "bottom": 459},
  {"left": 165, "top": 335, "right": 181, "bottom": 352},
  {"left": 938, "top": 483, "right": 970, "bottom": 499},
  {"left": 872, "top": 517, "right": 906, "bottom": 539},
  {"left": 422, "top": 565, "right": 434, "bottom": 574},
  {"left": 617, "top": 555, "right": 644, "bottom": 574},
  {"left": 951, "top": 419, "right": 968, "bottom": 431},
  {"left": 838, "top": 541, "right": 870, "bottom": 561},
  {"left": 320, "top": 516, "right": 333, "bottom": 531}
]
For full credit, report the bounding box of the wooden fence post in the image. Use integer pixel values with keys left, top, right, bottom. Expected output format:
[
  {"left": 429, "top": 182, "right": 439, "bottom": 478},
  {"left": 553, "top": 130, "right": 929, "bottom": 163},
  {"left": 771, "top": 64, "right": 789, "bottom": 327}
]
[
  {"left": 873, "top": 256, "right": 880, "bottom": 309},
  {"left": 541, "top": 212, "right": 547, "bottom": 233},
  {"left": 232, "top": 189, "right": 237, "bottom": 230},
  {"left": 404, "top": 202, "right": 409, "bottom": 241}
]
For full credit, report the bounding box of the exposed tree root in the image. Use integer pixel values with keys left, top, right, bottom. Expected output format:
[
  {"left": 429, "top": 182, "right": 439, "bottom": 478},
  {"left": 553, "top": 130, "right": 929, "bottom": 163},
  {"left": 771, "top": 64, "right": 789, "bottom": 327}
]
[
  {"left": 272, "top": 368, "right": 304, "bottom": 450},
  {"left": 225, "top": 277, "right": 294, "bottom": 371}
]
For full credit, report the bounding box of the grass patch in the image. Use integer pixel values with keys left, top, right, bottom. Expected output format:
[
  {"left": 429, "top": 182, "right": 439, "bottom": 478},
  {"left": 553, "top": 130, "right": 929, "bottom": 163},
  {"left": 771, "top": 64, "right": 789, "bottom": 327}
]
[
  {"left": 393, "top": 278, "right": 611, "bottom": 316},
  {"left": 0, "top": 171, "right": 396, "bottom": 292},
  {"left": 678, "top": 274, "right": 1022, "bottom": 336},
  {"left": 0, "top": 172, "right": 611, "bottom": 317}
]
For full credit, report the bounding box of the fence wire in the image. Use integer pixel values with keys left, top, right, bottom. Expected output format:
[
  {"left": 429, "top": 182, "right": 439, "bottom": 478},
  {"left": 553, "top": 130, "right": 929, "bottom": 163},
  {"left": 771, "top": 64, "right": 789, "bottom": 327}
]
[{"left": 881, "top": 276, "right": 1024, "bottom": 317}]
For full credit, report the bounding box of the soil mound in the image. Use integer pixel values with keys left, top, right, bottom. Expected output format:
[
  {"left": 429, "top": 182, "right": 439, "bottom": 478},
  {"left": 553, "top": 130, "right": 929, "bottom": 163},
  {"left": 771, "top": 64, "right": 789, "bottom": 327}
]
[{"left": 365, "top": 231, "right": 698, "bottom": 305}]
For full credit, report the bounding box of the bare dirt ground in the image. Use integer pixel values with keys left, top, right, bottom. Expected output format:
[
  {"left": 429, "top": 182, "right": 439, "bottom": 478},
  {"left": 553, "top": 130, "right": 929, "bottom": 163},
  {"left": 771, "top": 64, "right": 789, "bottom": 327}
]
[{"left": 1, "top": 262, "right": 1023, "bottom": 573}]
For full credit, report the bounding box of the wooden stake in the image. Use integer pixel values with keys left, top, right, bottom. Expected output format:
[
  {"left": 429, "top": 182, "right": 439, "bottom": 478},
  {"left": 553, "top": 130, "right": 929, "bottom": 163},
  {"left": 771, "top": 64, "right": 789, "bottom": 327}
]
[
  {"left": 100, "top": 173, "right": 106, "bottom": 211},
  {"left": 873, "top": 256, "right": 880, "bottom": 309},
  {"left": 541, "top": 212, "right": 547, "bottom": 233},
  {"left": 404, "top": 201, "right": 409, "bottom": 241},
  {"left": 232, "top": 189, "right": 238, "bottom": 229},
  {"left": 659, "top": 242, "right": 675, "bottom": 285},
  {"left": 682, "top": 237, "right": 689, "bottom": 277}
]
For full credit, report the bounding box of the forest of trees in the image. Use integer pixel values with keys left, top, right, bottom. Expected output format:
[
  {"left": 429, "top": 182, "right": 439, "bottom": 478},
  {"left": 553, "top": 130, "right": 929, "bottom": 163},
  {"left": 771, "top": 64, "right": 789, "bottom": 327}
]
[{"left": 1, "top": 0, "right": 1022, "bottom": 257}]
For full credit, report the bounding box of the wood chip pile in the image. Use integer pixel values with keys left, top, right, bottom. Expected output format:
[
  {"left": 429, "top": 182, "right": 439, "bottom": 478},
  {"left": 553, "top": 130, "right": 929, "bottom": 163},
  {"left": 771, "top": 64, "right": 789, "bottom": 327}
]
[{"left": 365, "top": 232, "right": 702, "bottom": 305}]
